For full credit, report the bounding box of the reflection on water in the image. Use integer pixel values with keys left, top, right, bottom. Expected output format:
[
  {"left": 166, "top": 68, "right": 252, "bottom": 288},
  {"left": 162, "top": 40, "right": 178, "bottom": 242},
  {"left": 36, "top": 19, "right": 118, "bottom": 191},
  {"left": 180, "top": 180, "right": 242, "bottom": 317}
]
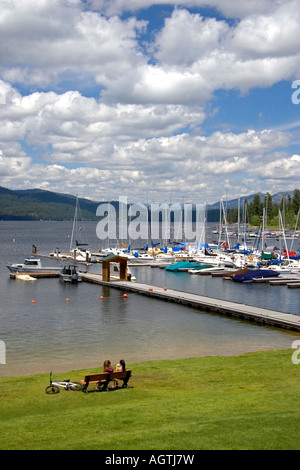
[{"left": 0, "top": 221, "right": 299, "bottom": 376}]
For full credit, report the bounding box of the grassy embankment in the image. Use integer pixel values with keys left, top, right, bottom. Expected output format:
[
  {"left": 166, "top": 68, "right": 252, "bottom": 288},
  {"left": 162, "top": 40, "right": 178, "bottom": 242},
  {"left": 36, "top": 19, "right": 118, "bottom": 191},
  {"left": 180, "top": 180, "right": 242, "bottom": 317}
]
[{"left": 0, "top": 349, "right": 299, "bottom": 450}]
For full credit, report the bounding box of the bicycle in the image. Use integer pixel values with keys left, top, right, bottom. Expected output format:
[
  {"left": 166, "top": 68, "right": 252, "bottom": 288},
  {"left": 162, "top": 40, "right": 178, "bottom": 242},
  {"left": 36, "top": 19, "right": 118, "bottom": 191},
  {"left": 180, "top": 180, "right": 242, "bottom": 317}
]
[{"left": 45, "top": 372, "right": 83, "bottom": 394}]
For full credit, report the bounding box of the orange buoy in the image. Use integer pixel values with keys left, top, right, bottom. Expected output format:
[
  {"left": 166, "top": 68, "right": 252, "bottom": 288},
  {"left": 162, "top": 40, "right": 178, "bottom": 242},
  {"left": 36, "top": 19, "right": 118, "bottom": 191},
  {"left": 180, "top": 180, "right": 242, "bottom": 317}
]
[
  {"left": 149, "top": 287, "right": 153, "bottom": 291},
  {"left": 65, "top": 298, "right": 69, "bottom": 302},
  {"left": 31, "top": 300, "right": 36, "bottom": 304},
  {"left": 123, "top": 294, "right": 127, "bottom": 298},
  {"left": 163, "top": 287, "right": 167, "bottom": 291},
  {"left": 100, "top": 296, "right": 104, "bottom": 300}
]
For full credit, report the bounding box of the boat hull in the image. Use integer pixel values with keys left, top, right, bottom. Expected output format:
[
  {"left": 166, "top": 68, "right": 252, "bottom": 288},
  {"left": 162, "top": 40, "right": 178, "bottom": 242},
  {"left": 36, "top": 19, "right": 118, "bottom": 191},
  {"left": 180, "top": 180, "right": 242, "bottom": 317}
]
[
  {"left": 7, "top": 265, "right": 59, "bottom": 273},
  {"left": 58, "top": 266, "right": 82, "bottom": 283},
  {"left": 58, "top": 273, "right": 82, "bottom": 283}
]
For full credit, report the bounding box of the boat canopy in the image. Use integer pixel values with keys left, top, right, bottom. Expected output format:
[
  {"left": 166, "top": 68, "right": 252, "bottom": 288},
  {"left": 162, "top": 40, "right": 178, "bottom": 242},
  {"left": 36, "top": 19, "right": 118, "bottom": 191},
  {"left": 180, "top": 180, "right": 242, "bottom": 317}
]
[
  {"left": 172, "top": 242, "right": 186, "bottom": 252},
  {"left": 261, "top": 252, "right": 277, "bottom": 260},
  {"left": 232, "top": 269, "right": 279, "bottom": 282},
  {"left": 165, "top": 261, "right": 204, "bottom": 271},
  {"left": 283, "top": 248, "right": 300, "bottom": 259}
]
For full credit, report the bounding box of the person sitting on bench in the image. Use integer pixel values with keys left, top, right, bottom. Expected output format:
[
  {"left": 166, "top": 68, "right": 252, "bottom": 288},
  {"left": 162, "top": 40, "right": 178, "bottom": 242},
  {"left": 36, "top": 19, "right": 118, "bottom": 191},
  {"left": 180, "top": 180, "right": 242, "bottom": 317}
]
[
  {"left": 96, "top": 360, "right": 114, "bottom": 389},
  {"left": 116, "top": 359, "right": 126, "bottom": 372},
  {"left": 103, "top": 359, "right": 114, "bottom": 373}
]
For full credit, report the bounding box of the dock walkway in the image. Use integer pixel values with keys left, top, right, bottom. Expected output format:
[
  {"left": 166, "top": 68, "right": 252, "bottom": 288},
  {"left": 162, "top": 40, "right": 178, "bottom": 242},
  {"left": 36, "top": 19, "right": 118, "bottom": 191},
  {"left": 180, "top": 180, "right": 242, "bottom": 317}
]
[{"left": 81, "top": 272, "right": 300, "bottom": 332}]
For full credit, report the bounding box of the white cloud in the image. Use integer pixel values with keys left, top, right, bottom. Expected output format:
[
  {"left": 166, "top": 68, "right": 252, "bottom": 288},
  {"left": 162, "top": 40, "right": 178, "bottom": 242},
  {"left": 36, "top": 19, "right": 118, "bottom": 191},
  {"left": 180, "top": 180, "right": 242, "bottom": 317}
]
[
  {"left": 1, "top": 1, "right": 299, "bottom": 102},
  {"left": 150, "top": 7, "right": 300, "bottom": 96},
  {"left": 0, "top": 0, "right": 146, "bottom": 88},
  {"left": 154, "top": 9, "right": 230, "bottom": 66},
  {"left": 0, "top": 91, "right": 292, "bottom": 201},
  {"left": 102, "top": 5, "right": 300, "bottom": 104},
  {"left": 87, "top": 0, "right": 286, "bottom": 19},
  {"left": 0, "top": 80, "right": 206, "bottom": 164},
  {"left": 253, "top": 154, "right": 300, "bottom": 180},
  {"left": 230, "top": 1, "right": 300, "bottom": 58},
  {"left": 0, "top": 1, "right": 299, "bottom": 202}
]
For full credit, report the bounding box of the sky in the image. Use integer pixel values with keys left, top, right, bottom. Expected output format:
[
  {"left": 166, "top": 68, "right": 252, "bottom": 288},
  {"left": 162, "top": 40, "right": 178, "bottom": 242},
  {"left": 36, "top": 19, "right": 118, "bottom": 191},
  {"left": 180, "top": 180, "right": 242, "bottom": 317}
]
[{"left": 0, "top": 0, "right": 300, "bottom": 205}]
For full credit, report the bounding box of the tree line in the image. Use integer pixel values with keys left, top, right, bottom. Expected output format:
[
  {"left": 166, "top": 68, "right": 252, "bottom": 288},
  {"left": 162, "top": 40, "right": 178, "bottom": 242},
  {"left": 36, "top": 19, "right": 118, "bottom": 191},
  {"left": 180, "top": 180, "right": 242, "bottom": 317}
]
[
  {"left": 0, "top": 193, "right": 98, "bottom": 220},
  {"left": 227, "top": 189, "right": 300, "bottom": 229}
]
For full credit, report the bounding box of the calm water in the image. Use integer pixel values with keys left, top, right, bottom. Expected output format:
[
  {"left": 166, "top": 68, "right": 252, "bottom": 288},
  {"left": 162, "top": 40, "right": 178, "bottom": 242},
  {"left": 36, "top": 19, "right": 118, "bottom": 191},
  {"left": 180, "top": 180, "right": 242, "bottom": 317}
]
[{"left": 0, "top": 221, "right": 299, "bottom": 376}]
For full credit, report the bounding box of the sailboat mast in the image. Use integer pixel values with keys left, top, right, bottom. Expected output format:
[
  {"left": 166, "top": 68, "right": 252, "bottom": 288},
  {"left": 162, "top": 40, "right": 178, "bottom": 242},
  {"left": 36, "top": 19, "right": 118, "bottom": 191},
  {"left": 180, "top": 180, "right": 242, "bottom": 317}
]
[
  {"left": 70, "top": 196, "right": 78, "bottom": 251},
  {"left": 237, "top": 196, "right": 240, "bottom": 244}
]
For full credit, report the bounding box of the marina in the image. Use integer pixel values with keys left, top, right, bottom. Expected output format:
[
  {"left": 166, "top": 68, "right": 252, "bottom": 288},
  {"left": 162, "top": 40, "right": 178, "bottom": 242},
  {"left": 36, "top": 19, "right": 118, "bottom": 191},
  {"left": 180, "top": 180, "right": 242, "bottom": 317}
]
[
  {"left": 6, "top": 227, "right": 300, "bottom": 333},
  {"left": 81, "top": 272, "right": 300, "bottom": 333},
  {"left": 1, "top": 220, "right": 300, "bottom": 377},
  {"left": 7, "top": 251, "right": 300, "bottom": 328}
]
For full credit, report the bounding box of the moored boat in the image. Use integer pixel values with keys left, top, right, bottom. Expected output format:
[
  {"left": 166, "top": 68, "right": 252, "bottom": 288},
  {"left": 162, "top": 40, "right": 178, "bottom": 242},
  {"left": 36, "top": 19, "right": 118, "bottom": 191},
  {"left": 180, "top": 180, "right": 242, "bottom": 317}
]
[
  {"left": 188, "top": 264, "right": 214, "bottom": 274},
  {"left": 7, "top": 258, "right": 61, "bottom": 273},
  {"left": 58, "top": 265, "right": 82, "bottom": 283},
  {"left": 165, "top": 261, "right": 205, "bottom": 272},
  {"left": 232, "top": 269, "right": 280, "bottom": 283}
]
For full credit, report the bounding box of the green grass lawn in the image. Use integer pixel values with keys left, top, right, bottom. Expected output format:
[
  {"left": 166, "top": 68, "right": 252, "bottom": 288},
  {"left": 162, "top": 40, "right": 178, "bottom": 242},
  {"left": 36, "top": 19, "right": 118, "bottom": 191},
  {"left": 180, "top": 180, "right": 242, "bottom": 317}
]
[{"left": 0, "top": 349, "right": 299, "bottom": 450}]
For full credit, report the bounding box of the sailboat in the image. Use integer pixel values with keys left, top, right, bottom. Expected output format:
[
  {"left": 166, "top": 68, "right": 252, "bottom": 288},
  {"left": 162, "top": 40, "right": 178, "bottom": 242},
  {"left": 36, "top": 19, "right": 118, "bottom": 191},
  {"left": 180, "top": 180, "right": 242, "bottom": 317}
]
[
  {"left": 69, "top": 196, "right": 92, "bottom": 262},
  {"left": 50, "top": 196, "right": 92, "bottom": 263}
]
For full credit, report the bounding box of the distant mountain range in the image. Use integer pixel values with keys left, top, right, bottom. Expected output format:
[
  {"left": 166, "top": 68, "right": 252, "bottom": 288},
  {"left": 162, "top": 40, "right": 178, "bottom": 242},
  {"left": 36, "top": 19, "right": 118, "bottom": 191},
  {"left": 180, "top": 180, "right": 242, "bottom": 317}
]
[
  {"left": 208, "top": 191, "right": 295, "bottom": 210},
  {"left": 0, "top": 186, "right": 294, "bottom": 222},
  {"left": 0, "top": 186, "right": 99, "bottom": 221}
]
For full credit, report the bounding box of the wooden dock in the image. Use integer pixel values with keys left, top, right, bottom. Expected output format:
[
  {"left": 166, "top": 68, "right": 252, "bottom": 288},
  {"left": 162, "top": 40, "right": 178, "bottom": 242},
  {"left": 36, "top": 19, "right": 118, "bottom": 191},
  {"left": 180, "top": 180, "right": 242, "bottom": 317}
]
[
  {"left": 10, "top": 271, "right": 59, "bottom": 279},
  {"left": 81, "top": 272, "right": 300, "bottom": 333},
  {"left": 269, "top": 278, "right": 300, "bottom": 288}
]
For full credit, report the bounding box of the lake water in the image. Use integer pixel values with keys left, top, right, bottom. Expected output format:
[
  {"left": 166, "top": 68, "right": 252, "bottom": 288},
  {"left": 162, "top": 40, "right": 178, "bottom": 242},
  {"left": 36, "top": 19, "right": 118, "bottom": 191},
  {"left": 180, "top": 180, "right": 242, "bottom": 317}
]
[{"left": 0, "top": 221, "right": 299, "bottom": 376}]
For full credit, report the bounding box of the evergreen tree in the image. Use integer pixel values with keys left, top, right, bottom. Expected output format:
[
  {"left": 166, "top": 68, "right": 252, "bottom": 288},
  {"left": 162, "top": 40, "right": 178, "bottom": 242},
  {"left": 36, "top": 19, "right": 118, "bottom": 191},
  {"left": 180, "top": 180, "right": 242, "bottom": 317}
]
[
  {"left": 264, "top": 192, "right": 273, "bottom": 224},
  {"left": 293, "top": 189, "right": 300, "bottom": 214}
]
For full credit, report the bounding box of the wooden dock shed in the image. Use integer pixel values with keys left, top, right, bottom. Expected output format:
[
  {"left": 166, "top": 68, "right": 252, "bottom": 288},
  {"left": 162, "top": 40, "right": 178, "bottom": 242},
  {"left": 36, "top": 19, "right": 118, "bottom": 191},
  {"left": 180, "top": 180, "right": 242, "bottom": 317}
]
[{"left": 102, "top": 253, "right": 128, "bottom": 282}]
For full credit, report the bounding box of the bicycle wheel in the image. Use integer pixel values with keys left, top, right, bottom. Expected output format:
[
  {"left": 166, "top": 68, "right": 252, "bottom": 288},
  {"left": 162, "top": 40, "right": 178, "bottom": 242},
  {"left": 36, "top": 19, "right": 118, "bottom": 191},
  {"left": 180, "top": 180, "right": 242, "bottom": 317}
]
[
  {"left": 45, "top": 384, "right": 60, "bottom": 394},
  {"left": 69, "top": 382, "right": 83, "bottom": 391}
]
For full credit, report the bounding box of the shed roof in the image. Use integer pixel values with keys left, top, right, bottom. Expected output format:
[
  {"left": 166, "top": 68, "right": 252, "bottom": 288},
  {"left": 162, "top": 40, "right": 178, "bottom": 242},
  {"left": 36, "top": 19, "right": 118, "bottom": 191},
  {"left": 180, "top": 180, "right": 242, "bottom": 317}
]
[{"left": 102, "top": 253, "right": 128, "bottom": 263}]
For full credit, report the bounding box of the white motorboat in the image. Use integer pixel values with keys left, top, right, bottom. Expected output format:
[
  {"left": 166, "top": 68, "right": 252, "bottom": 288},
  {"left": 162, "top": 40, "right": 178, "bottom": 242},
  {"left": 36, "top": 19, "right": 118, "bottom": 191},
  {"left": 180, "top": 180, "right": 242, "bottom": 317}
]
[
  {"left": 154, "top": 253, "right": 176, "bottom": 263},
  {"left": 100, "top": 247, "right": 136, "bottom": 261},
  {"left": 131, "top": 252, "right": 155, "bottom": 263},
  {"left": 7, "top": 258, "right": 60, "bottom": 273},
  {"left": 188, "top": 266, "right": 226, "bottom": 274}
]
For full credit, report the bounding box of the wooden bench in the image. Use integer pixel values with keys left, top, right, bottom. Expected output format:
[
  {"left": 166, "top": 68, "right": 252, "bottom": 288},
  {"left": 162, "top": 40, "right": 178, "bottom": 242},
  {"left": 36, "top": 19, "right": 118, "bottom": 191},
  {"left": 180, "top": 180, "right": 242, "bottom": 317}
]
[{"left": 80, "top": 370, "right": 132, "bottom": 393}]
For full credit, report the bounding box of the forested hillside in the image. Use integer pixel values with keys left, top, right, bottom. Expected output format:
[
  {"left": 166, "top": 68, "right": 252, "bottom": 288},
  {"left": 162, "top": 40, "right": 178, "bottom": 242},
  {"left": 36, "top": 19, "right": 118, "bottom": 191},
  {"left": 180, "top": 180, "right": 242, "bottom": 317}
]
[
  {"left": 0, "top": 187, "right": 99, "bottom": 220},
  {"left": 227, "top": 189, "right": 300, "bottom": 229},
  {"left": 0, "top": 186, "right": 299, "bottom": 226}
]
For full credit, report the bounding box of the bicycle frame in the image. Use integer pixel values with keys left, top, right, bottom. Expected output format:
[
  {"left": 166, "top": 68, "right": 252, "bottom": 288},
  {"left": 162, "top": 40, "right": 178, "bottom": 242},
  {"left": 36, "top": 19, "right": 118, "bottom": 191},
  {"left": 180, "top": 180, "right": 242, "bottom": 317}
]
[{"left": 45, "top": 372, "right": 83, "bottom": 394}]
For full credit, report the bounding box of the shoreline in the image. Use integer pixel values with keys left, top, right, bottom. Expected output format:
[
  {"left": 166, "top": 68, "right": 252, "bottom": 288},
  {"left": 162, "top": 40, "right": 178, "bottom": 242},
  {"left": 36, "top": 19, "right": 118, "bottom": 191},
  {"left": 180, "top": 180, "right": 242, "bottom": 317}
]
[
  {"left": 1, "top": 349, "right": 298, "bottom": 451},
  {"left": 0, "top": 345, "right": 295, "bottom": 378}
]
